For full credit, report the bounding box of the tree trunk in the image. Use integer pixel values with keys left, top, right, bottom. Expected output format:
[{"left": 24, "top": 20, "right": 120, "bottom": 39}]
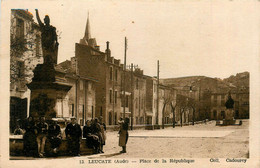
[
  {"left": 171, "top": 103, "right": 175, "bottom": 128},
  {"left": 162, "top": 103, "right": 166, "bottom": 129}
]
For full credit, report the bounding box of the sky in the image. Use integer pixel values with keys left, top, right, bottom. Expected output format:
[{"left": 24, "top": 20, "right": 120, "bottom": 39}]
[{"left": 9, "top": 0, "right": 260, "bottom": 79}]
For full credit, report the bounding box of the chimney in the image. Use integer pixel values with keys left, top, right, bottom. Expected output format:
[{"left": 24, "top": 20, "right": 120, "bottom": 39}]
[
  {"left": 71, "top": 57, "right": 78, "bottom": 74},
  {"left": 105, "top": 41, "right": 111, "bottom": 57},
  {"left": 95, "top": 46, "right": 100, "bottom": 51}
]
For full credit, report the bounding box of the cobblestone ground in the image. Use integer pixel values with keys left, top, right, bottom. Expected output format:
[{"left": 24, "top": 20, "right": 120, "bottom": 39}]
[{"left": 88, "top": 120, "right": 249, "bottom": 159}]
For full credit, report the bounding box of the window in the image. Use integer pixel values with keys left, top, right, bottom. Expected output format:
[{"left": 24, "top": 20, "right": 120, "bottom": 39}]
[
  {"left": 114, "top": 91, "right": 117, "bottom": 104},
  {"left": 16, "top": 18, "right": 24, "bottom": 39},
  {"left": 136, "top": 79, "right": 139, "bottom": 89},
  {"left": 80, "top": 80, "right": 84, "bottom": 90},
  {"left": 88, "top": 82, "right": 92, "bottom": 91},
  {"left": 109, "top": 66, "right": 113, "bottom": 80},
  {"left": 213, "top": 110, "right": 217, "bottom": 118},
  {"left": 109, "top": 112, "right": 112, "bottom": 125},
  {"left": 109, "top": 90, "right": 112, "bottom": 103},
  {"left": 115, "top": 69, "right": 118, "bottom": 81},
  {"left": 136, "top": 98, "right": 138, "bottom": 109}
]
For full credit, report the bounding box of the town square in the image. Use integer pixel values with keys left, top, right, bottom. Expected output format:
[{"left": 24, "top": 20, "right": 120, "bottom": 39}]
[{"left": 1, "top": 1, "right": 259, "bottom": 167}]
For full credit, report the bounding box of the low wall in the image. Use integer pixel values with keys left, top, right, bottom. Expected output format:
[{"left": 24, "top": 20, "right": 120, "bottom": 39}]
[{"left": 10, "top": 135, "right": 94, "bottom": 157}]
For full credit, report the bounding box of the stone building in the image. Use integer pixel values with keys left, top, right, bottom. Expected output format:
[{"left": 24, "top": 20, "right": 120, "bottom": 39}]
[
  {"left": 75, "top": 15, "right": 126, "bottom": 125},
  {"left": 210, "top": 88, "right": 249, "bottom": 120},
  {"left": 10, "top": 10, "right": 97, "bottom": 132},
  {"left": 10, "top": 9, "right": 43, "bottom": 131},
  {"left": 57, "top": 58, "right": 97, "bottom": 125},
  {"left": 144, "top": 76, "right": 157, "bottom": 125},
  {"left": 158, "top": 84, "right": 177, "bottom": 126},
  {"left": 132, "top": 68, "right": 146, "bottom": 125},
  {"left": 75, "top": 15, "right": 154, "bottom": 126}
]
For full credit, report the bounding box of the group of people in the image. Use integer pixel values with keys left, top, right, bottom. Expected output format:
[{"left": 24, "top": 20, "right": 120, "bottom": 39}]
[
  {"left": 17, "top": 115, "right": 129, "bottom": 157},
  {"left": 83, "top": 117, "right": 106, "bottom": 154},
  {"left": 65, "top": 116, "right": 107, "bottom": 156},
  {"left": 22, "top": 116, "right": 61, "bottom": 157}
]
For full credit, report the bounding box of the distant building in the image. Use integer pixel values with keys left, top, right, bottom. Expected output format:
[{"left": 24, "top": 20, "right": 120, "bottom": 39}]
[
  {"left": 145, "top": 76, "right": 157, "bottom": 125},
  {"left": 158, "top": 84, "right": 176, "bottom": 126},
  {"left": 10, "top": 9, "right": 43, "bottom": 132},
  {"left": 210, "top": 88, "right": 249, "bottom": 120},
  {"left": 132, "top": 68, "right": 146, "bottom": 125}
]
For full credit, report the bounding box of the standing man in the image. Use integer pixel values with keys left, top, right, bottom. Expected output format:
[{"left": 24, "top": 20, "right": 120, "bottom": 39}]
[
  {"left": 36, "top": 116, "right": 48, "bottom": 157},
  {"left": 65, "top": 117, "right": 82, "bottom": 156}
]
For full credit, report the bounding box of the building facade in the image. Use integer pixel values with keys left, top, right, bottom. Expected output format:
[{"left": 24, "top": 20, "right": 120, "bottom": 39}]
[
  {"left": 57, "top": 58, "right": 97, "bottom": 125},
  {"left": 210, "top": 88, "right": 249, "bottom": 120},
  {"left": 10, "top": 9, "right": 43, "bottom": 131}
]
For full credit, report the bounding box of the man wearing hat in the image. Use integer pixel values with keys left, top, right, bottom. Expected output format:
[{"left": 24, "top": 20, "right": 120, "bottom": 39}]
[
  {"left": 65, "top": 117, "right": 82, "bottom": 156},
  {"left": 48, "top": 118, "right": 62, "bottom": 155}
]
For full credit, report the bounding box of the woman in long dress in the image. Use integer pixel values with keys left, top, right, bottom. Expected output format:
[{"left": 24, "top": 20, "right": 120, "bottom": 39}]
[
  {"left": 118, "top": 117, "right": 129, "bottom": 153},
  {"left": 99, "top": 117, "right": 106, "bottom": 153}
]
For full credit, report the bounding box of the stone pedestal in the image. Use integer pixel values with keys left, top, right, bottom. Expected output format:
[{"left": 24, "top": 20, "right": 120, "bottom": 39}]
[
  {"left": 225, "top": 109, "right": 234, "bottom": 120},
  {"left": 223, "top": 109, "right": 235, "bottom": 126},
  {"left": 27, "top": 63, "right": 72, "bottom": 119}
]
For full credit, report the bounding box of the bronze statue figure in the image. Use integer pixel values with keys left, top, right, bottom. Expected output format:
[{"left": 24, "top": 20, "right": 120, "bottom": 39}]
[
  {"left": 225, "top": 91, "right": 234, "bottom": 109},
  {"left": 35, "top": 9, "right": 59, "bottom": 64}
]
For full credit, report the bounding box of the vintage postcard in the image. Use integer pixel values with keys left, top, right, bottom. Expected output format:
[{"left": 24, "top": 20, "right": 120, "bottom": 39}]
[{"left": 1, "top": 0, "right": 259, "bottom": 167}]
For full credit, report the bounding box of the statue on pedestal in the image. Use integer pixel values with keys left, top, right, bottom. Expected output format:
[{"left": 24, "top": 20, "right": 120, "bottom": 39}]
[
  {"left": 35, "top": 9, "right": 59, "bottom": 64},
  {"left": 225, "top": 91, "right": 234, "bottom": 109},
  {"left": 224, "top": 91, "right": 235, "bottom": 122},
  {"left": 28, "top": 10, "right": 72, "bottom": 119}
]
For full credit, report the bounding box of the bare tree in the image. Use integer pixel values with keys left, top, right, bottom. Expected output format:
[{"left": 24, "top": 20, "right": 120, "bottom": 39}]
[
  {"left": 187, "top": 98, "right": 197, "bottom": 125},
  {"left": 161, "top": 88, "right": 176, "bottom": 129},
  {"left": 176, "top": 94, "right": 192, "bottom": 127},
  {"left": 10, "top": 10, "right": 36, "bottom": 86}
]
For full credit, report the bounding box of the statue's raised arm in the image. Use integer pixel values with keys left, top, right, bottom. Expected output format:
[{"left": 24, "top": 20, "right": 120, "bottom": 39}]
[{"left": 35, "top": 9, "right": 44, "bottom": 27}]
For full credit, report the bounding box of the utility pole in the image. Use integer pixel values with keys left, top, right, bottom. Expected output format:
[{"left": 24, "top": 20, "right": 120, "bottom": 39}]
[
  {"left": 123, "top": 37, "right": 127, "bottom": 119},
  {"left": 156, "top": 60, "right": 160, "bottom": 127},
  {"left": 130, "top": 63, "right": 134, "bottom": 130}
]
